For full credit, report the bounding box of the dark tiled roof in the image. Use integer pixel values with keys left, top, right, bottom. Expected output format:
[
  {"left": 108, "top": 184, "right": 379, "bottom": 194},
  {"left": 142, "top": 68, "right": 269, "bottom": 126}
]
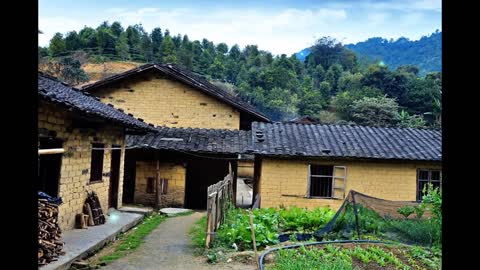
[
  {"left": 81, "top": 63, "right": 270, "bottom": 122},
  {"left": 251, "top": 122, "right": 441, "bottom": 162},
  {"left": 126, "top": 127, "right": 252, "bottom": 155},
  {"left": 38, "top": 73, "right": 156, "bottom": 132}
]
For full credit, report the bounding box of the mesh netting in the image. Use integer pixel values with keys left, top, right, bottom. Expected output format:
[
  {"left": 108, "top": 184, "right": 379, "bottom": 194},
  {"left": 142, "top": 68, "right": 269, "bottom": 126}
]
[{"left": 312, "top": 190, "right": 440, "bottom": 247}]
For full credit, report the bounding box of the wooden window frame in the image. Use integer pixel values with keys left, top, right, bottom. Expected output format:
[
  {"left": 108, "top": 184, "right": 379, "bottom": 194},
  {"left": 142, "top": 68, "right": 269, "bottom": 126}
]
[
  {"left": 416, "top": 168, "right": 442, "bottom": 201},
  {"left": 307, "top": 164, "right": 335, "bottom": 199},
  {"left": 89, "top": 143, "right": 105, "bottom": 183}
]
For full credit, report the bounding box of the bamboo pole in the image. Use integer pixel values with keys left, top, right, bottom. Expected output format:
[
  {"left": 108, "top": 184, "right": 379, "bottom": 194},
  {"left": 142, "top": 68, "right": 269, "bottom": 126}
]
[
  {"left": 38, "top": 148, "right": 65, "bottom": 155},
  {"left": 248, "top": 210, "right": 259, "bottom": 270}
]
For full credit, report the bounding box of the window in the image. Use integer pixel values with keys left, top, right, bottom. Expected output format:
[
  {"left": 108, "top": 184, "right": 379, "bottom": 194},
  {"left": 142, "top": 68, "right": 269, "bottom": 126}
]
[
  {"left": 308, "top": 165, "right": 334, "bottom": 197},
  {"left": 160, "top": 178, "right": 169, "bottom": 194},
  {"left": 146, "top": 177, "right": 155, "bottom": 194},
  {"left": 90, "top": 143, "right": 104, "bottom": 182},
  {"left": 417, "top": 169, "right": 441, "bottom": 201}
]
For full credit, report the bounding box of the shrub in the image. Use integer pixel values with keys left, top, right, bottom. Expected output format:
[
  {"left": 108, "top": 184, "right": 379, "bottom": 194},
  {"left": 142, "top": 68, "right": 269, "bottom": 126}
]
[{"left": 397, "top": 206, "right": 415, "bottom": 218}]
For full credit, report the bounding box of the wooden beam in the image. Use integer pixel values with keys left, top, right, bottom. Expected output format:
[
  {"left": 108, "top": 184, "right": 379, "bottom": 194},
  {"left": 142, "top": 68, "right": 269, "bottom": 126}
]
[
  {"left": 155, "top": 160, "right": 161, "bottom": 209},
  {"left": 38, "top": 148, "right": 65, "bottom": 155}
]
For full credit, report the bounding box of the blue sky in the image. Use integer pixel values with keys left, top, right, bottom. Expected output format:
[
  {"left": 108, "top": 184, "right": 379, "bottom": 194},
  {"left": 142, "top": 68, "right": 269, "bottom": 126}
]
[{"left": 39, "top": 0, "right": 441, "bottom": 55}]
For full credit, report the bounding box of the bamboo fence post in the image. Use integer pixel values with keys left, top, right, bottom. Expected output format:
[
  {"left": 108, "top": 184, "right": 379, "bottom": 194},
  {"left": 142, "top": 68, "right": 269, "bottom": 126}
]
[{"left": 248, "top": 210, "right": 259, "bottom": 270}]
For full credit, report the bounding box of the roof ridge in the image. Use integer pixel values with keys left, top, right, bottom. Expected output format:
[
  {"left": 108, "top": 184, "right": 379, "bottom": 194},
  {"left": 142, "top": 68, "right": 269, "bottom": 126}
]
[{"left": 269, "top": 121, "right": 440, "bottom": 132}]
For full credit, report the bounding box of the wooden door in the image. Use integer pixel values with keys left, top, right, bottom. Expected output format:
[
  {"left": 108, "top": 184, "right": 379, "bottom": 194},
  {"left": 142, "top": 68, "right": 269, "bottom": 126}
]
[{"left": 109, "top": 146, "right": 121, "bottom": 209}]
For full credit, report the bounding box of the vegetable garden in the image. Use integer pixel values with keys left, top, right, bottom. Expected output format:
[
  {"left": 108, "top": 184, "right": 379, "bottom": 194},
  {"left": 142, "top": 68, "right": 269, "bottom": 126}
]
[{"left": 191, "top": 184, "right": 441, "bottom": 269}]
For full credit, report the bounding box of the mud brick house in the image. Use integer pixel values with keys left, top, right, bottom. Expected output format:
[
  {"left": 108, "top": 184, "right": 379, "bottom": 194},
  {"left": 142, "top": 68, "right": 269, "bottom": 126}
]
[
  {"left": 250, "top": 122, "right": 442, "bottom": 210},
  {"left": 81, "top": 63, "right": 269, "bottom": 130},
  {"left": 80, "top": 64, "right": 269, "bottom": 209},
  {"left": 38, "top": 73, "right": 155, "bottom": 230}
]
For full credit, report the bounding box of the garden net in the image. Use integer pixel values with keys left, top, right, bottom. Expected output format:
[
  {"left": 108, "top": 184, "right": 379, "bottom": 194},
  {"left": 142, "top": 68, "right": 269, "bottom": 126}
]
[{"left": 312, "top": 190, "right": 440, "bottom": 247}]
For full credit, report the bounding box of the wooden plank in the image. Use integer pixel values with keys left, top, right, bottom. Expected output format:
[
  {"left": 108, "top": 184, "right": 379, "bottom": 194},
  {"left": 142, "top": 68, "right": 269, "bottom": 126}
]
[{"left": 38, "top": 148, "right": 65, "bottom": 155}]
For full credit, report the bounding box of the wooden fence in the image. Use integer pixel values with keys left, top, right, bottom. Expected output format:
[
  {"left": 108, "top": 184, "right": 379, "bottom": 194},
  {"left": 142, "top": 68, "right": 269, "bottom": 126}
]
[{"left": 205, "top": 173, "right": 234, "bottom": 248}]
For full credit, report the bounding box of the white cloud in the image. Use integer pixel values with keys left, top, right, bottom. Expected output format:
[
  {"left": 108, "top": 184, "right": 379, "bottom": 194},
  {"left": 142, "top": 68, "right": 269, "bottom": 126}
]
[
  {"left": 38, "top": 17, "right": 86, "bottom": 47},
  {"left": 38, "top": 3, "right": 440, "bottom": 55}
]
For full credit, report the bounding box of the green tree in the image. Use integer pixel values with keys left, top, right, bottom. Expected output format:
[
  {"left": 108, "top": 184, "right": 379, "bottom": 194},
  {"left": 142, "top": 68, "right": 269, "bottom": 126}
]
[
  {"left": 337, "top": 72, "right": 363, "bottom": 92},
  {"left": 125, "top": 25, "right": 143, "bottom": 59},
  {"left": 361, "top": 65, "right": 410, "bottom": 105},
  {"left": 325, "top": 64, "right": 343, "bottom": 93},
  {"left": 49, "top": 33, "right": 66, "bottom": 57},
  {"left": 65, "top": 31, "right": 81, "bottom": 52},
  {"left": 397, "top": 110, "right": 427, "bottom": 128},
  {"left": 110, "top": 21, "right": 124, "bottom": 38},
  {"left": 350, "top": 96, "right": 400, "bottom": 127},
  {"left": 312, "top": 64, "right": 325, "bottom": 88},
  {"left": 160, "top": 35, "right": 177, "bottom": 63},
  {"left": 208, "top": 57, "right": 225, "bottom": 79},
  {"left": 140, "top": 32, "right": 153, "bottom": 62},
  {"left": 151, "top": 27, "right": 163, "bottom": 62},
  {"left": 96, "top": 27, "right": 116, "bottom": 56},
  {"left": 318, "top": 81, "right": 332, "bottom": 99},
  {"left": 177, "top": 35, "right": 193, "bottom": 69},
  {"left": 298, "top": 76, "right": 324, "bottom": 116},
  {"left": 229, "top": 44, "right": 241, "bottom": 60},
  {"left": 307, "top": 37, "right": 342, "bottom": 69},
  {"left": 115, "top": 32, "right": 130, "bottom": 60},
  {"left": 396, "top": 65, "right": 420, "bottom": 76},
  {"left": 78, "top": 27, "right": 98, "bottom": 49},
  {"left": 331, "top": 86, "right": 382, "bottom": 120},
  {"left": 216, "top": 43, "right": 228, "bottom": 55}
]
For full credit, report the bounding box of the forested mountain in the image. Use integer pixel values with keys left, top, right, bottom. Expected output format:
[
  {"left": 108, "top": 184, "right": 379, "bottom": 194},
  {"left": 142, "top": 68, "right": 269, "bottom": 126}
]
[
  {"left": 39, "top": 22, "right": 441, "bottom": 128},
  {"left": 296, "top": 31, "right": 441, "bottom": 76}
]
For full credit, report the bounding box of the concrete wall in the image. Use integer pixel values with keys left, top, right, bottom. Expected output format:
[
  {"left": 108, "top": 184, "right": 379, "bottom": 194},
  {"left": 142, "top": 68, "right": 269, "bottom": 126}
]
[
  {"left": 259, "top": 158, "right": 441, "bottom": 210},
  {"left": 91, "top": 72, "right": 241, "bottom": 129},
  {"left": 134, "top": 161, "right": 186, "bottom": 207},
  {"left": 38, "top": 102, "right": 125, "bottom": 231}
]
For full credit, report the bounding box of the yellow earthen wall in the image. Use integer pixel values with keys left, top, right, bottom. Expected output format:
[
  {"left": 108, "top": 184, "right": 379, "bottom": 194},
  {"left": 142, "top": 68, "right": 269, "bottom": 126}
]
[
  {"left": 134, "top": 161, "right": 186, "bottom": 207},
  {"left": 38, "top": 102, "right": 125, "bottom": 231},
  {"left": 237, "top": 160, "right": 254, "bottom": 178},
  {"left": 91, "top": 73, "right": 240, "bottom": 129},
  {"left": 259, "top": 158, "right": 441, "bottom": 210}
]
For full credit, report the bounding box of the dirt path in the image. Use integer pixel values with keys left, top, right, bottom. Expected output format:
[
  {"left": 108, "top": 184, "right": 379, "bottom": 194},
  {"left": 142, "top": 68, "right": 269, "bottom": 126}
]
[{"left": 101, "top": 212, "right": 255, "bottom": 270}]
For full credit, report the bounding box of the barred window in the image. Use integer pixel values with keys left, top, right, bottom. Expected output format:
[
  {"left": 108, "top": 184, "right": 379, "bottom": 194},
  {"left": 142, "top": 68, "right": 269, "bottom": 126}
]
[
  {"left": 417, "top": 169, "right": 441, "bottom": 201},
  {"left": 309, "top": 165, "right": 334, "bottom": 197}
]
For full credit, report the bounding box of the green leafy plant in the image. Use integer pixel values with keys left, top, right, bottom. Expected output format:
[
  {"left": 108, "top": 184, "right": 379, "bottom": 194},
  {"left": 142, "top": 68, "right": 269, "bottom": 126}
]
[
  {"left": 214, "top": 206, "right": 334, "bottom": 251},
  {"left": 414, "top": 206, "right": 425, "bottom": 219},
  {"left": 397, "top": 206, "right": 415, "bottom": 218}
]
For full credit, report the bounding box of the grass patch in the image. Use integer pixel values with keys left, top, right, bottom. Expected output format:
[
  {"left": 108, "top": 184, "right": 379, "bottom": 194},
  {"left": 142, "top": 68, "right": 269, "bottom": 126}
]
[
  {"left": 189, "top": 215, "right": 207, "bottom": 248},
  {"left": 96, "top": 213, "right": 166, "bottom": 265}
]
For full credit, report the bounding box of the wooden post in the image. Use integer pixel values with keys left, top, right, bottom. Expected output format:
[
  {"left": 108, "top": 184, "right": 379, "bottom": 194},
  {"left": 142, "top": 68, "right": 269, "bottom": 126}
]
[
  {"left": 155, "top": 160, "right": 161, "bottom": 209},
  {"left": 351, "top": 191, "right": 361, "bottom": 239},
  {"left": 248, "top": 210, "right": 259, "bottom": 270}
]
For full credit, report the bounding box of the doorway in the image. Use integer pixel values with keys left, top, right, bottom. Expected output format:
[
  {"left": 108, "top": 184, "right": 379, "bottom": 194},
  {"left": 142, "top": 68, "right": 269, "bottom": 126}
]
[
  {"left": 38, "top": 137, "right": 63, "bottom": 197},
  {"left": 109, "top": 145, "right": 121, "bottom": 209},
  {"left": 184, "top": 158, "right": 230, "bottom": 209}
]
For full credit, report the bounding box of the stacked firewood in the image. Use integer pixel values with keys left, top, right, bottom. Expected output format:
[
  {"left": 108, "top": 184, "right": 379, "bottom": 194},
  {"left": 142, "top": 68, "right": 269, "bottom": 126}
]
[{"left": 38, "top": 199, "right": 65, "bottom": 265}]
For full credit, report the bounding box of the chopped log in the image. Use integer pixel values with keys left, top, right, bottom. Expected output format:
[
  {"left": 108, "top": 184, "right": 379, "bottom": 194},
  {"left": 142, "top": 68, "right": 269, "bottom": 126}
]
[
  {"left": 38, "top": 198, "right": 64, "bottom": 265},
  {"left": 76, "top": 213, "right": 87, "bottom": 229},
  {"left": 83, "top": 203, "right": 94, "bottom": 226}
]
